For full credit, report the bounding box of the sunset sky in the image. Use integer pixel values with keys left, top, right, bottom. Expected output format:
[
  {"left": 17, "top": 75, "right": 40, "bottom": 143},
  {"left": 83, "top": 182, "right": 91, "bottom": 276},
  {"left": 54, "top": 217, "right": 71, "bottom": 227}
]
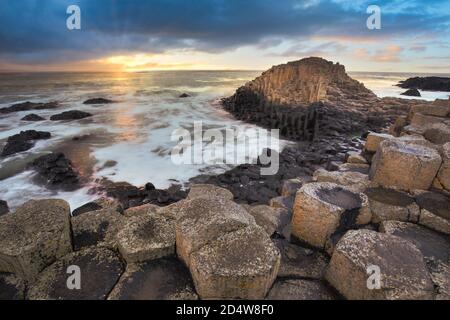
[{"left": 1, "top": 0, "right": 449, "bottom": 73}]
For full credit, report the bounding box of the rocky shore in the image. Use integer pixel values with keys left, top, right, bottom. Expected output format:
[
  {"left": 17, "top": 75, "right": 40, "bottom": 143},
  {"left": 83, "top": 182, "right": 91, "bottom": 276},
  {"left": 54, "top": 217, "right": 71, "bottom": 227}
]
[{"left": 0, "top": 57, "right": 449, "bottom": 300}]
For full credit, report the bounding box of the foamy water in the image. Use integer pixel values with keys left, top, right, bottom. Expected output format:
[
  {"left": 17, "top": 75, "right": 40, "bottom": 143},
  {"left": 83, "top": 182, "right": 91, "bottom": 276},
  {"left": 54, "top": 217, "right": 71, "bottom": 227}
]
[{"left": 0, "top": 71, "right": 449, "bottom": 211}]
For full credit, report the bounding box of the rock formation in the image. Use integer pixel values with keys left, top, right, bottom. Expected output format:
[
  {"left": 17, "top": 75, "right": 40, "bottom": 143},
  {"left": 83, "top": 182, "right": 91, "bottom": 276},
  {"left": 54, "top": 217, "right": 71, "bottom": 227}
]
[{"left": 398, "top": 76, "right": 450, "bottom": 92}]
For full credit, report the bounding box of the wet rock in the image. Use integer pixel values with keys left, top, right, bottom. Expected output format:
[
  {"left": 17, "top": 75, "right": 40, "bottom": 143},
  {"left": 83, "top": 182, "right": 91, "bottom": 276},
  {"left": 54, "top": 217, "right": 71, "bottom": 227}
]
[
  {"left": 21, "top": 113, "right": 45, "bottom": 121},
  {"left": 30, "top": 152, "right": 80, "bottom": 190},
  {"left": 325, "top": 229, "right": 434, "bottom": 300},
  {"left": 108, "top": 258, "right": 197, "bottom": 300},
  {"left": 72, "top": 197, "right": 123, "bottom": 216},
  {"left": 50, "top": 110, "right": 92, "bottom": 121},
  {"left": 123, "top": 203, "right": 159, "bottom": 217},
  {"left": 187, "top": 184, "right": 234, "bottom": 201},
  {"left": 292, "top": 182, "right": 371, "bottom": 251},
  {"left": 415, "top": 191, "right": 450, "bottom": 235},
  {"left": 401, "top": 88, "right": 421, "bottom": 97},
  {"left": 189, "top": 225, "right": 280, "bottom": 299},
  {"left": 364, "top": 132, "right": 393, "bottom": 153},
  {"left": 1, "top": 130, "right": 51, "bottom": 157},
  {"left": 365, "top": 187, "right": 420, "bottom": 223},
  {"left": 83, "top": 98, "right": 114, "bottom": 104},
  {"left": 380, "top": 220, "right": 450, "bottom": 299},
  {"left": 175, "top": 197, "right": 254, "bottom": 266},
  {"left": 71, "top": 209, "right": 125, "bottom": 250},
  {"left": 267, "top": 279, "right": 337, "bottom": 300},
  {"left": 0, "top": 199, "right": 72, "bottom": 281},
  {"left": 370, "top": 140, "right": 442, "bottom": 190},
  {"left": 0, "top": 200, "right": 9, "bottom": 216},
  {"left": 0, "top": 273, "right": 25, "bottom": 300},
  {"left": 0, "top": 101, "right": 59, "bottom": 114},
  {"left": 117, "top": 214, "right": 175, "bottom": 263},
  {"left": 28, "top": 247, "right": 124, "bottom": 300},
  {"left": 247, "top": 205, "right": 288, "bottom": 236},
  {"left": 273, "top": 239, "right": 328, "bottom": 279}
]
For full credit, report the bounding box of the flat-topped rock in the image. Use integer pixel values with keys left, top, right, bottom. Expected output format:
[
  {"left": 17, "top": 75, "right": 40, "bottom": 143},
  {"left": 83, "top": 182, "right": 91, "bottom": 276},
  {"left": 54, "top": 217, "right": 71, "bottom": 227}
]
[
  {"left": 380, "top": 221, "right": 450, "bottom": 299},
  {"left": 123, "top": 203, "right": 160, "bottom": 217},
  {"left": 364, "top": 132, "right": 393, "bottom": 153},
  {"left": 415, "top": 191, "right": 450, "bottom": 235},
  {"left": 247, "top": 205, "right": 288, "bottom": 236},
  {"left": 273, "top": 239, "right": 328, "bottom": 279},
  {"left": 117, "top": 213, "right": 175, "bottom": 263},
  {"left": 28, "top": 247, "right": 124, "bottom": 300},
  {"left": 175, "top": 197, "right": 254, "bottom": 266},
  {"left": 189, "top": 225, "right": 280, "bottom": 299},
  {"left": 424, "top": 123, "right": 450, "bottom": 145},
  {"left": 338, "top": 163, "right": 370, "bottom": 174},
  {"left": 409, "top": 102, "right": 450, "bottom": 118},
  {"left": 370, "top": 139, "right": 442, "bottom": 190},
  {"left": 50, "top": 110, "right": 92, "bottom": 121},
  {"left": 435, "top": 143, "right": 450, "bottom": 191},
  {"left": 267, "top": 279, "right": 337, "bottom": 300},
  {"left": 108, "top": 258, "right": 197, "bottom": 300},
  {"left": 365, "top": 187, "right": 420, "bottom": 223},
  {"left": 71, "top": 209, "right": 125, "bottom": 250},
  {"left": 410, "top": 113, "right": 446, "bottom": 127},
  {"left": 0, "top": 273, "right": 25, "bottom": 300},
  {"left": 313, "top": 169, "right": 370, "bottom": 192},
  {"left": 187, "top": 184, "right": 234, "bottom": 201},
  {"left": 325, "top": 230, "right": 434, "bottom": 300},
  {"left": 292, "top": 182, "right": 371, "bottom": 251},
  {"left": 346, "top": 151, "right": 368, "bottom": 164},
  {"left": 0, "top": 199, "right": 72, "bottom": 281}
]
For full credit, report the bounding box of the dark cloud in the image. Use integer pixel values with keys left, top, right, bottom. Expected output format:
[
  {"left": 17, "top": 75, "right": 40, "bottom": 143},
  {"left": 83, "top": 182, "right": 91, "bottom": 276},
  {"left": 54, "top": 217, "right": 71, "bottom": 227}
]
[{"left": 0, "top": 0, "right": 449, "bottom": 64}]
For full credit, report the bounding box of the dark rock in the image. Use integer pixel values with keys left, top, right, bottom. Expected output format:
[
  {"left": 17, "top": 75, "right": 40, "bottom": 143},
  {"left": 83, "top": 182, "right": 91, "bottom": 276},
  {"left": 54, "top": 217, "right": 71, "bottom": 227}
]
[
  {"left": 398, "top": 76, "right": 450, "bottom": 92},
  {"left": 50, "top": 110, "right": 92, "bottom": 121},
  {"left": 0, "top": 273, "right": 25, "bottom": 300},
  {"left": 0, "top": 200, "right": 9, "bottom": 216},
  {"left": 415, "top": 191, "right": 450, "bottom": 221},
  {"left": 179, "top": 93, "right": 190, "bottom": 98},
  {"left": 21, "top": 113, "right": 45, "bottom": 121},
  {"left": 29, "top": 152, "right": 80, "bottom": 190},
  {"left": 108, "top": 258, "right": 198, "bottom": 300},
  {"left": 27, "top": 247, "right": 124, "bottom": 300},
  {"left": 0, "top": 101, "right": 59, "bottom": 114},
  {"left": 1, "top": 130, "right": 51, "bottom": 157},
  {"left": 145, "top": 182, "right": 156, "bottom": 191},
  {"left": 83, "top": 98, "right": 115, "bottom": 105},
  {"left": 401, "top": 88, "right": 421, "bottom": 97},
  {"left": 72, "top": 202, "right": 103, "bottom": 217}
]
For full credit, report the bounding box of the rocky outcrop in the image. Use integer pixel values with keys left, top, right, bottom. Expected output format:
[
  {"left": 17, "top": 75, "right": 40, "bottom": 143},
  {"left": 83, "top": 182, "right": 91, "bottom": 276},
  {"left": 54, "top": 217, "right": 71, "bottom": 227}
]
[
  {"left": 1, "top": 130, "right": 51, "bottom": 157},
  {"left": 401, "top": 89, "right": 421, "bottom": 97},
  {"left": 0, "top": 200, "right": 72, "bottom": 281},
  {"left": 50, "top": 110, "right": 92, "bottom": 121},
  {"left": 0, "top": 101, "right": 59, "bottom": 114},
  {"left": 398, "top": 77, "right": 450, "bottom": 92}
]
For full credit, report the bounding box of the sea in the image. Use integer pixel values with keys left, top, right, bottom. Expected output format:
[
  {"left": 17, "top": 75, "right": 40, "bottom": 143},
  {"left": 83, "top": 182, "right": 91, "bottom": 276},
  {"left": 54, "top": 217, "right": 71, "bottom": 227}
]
[{"left": 0, "top": 70, "right": 449, "bottom": 211}]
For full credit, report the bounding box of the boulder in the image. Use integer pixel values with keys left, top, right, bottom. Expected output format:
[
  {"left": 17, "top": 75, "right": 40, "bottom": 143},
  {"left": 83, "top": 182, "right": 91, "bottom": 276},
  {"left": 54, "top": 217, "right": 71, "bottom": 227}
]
[
  {"left": 1, "top": 130, "right": 51, "bottom": 157},
  {"left": 175, "top": 197, "right": 254, "bottom": 266},
  {"left": 83, "top": 98, "right": 114, "bottom": 104},
  {"left": 292, "top": 182, "right": 371, "bottom": 251},
  {"left": 117, "top": 214, "right": 175, "bottom": 263},
  {"left": 21, "top": 114, "right": 45, "bottom": 121},
  {"left": 370, "top": 140, "right": 442, "bottom": 191},
  {"left": 365, "top": 187, "right": 420, "bottom": 223},
  {"left": 325, "top": 229, "right": 434, "bottom": 300},
  {"left": 50, "top": 110, "right": 92, "bottom": 121},
  {"left": 273, "top": 239, "right": 328, "bottom": 279},
  {"left": 410, "top": 113, "right": 446, "bottom": 127},
  {"left": 409, "top": 102, "right": 450, "bottom": 119},
  {"left": 189, "top": 225, "right": 280, "bottom": 299},
  {"left": 380, "top": 221, "right": 450, "bottom": 299},
  {"left": 313, "top": 168, "right": 370, "bottom": 192},
  {"left": 72, "top": 197, "right": 123, "bottom": 216},
  {"left": 435, "top": 143, "right": 450, "bottom": 191},
  {"left": 0, "top": 273, "right": 25, "bottom": 300},
  {"left": 187, "top": 184, "right": 234, "bottom": 201},
  {"left": 346, "top": 151, "right": 368, "bottom": 164},
  {"left": 401, "top": 88, "right": 421, "bottom": 97},
  {"left": 267, "top": 279, "right": 337, "bottom": 300},
  {"left": 0, "top": 199, "right": 72, "bottom": 281},
  {"left": 28, "top": 247, "right": 124, "bottom": 300},
  {"left": 247, "top": 205, "right": 288, "bottom": 236},
  {"left": 108, "top": 258, "right": 198, "bottom": 300},
  {"left": 0, "top": 200, "right": 9, "bottom": 216},
  {"left": 71, "top": 209, "right": 125, "bottom": 250},
  {"left": 364, "top": 132, "right": 393, "bottom": 153},
  {"left": 424, "top": 123, "right": 450, "bottom": 145},
  {"left": 415, "top": 191, "right": 450, "bottom": 235}
]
